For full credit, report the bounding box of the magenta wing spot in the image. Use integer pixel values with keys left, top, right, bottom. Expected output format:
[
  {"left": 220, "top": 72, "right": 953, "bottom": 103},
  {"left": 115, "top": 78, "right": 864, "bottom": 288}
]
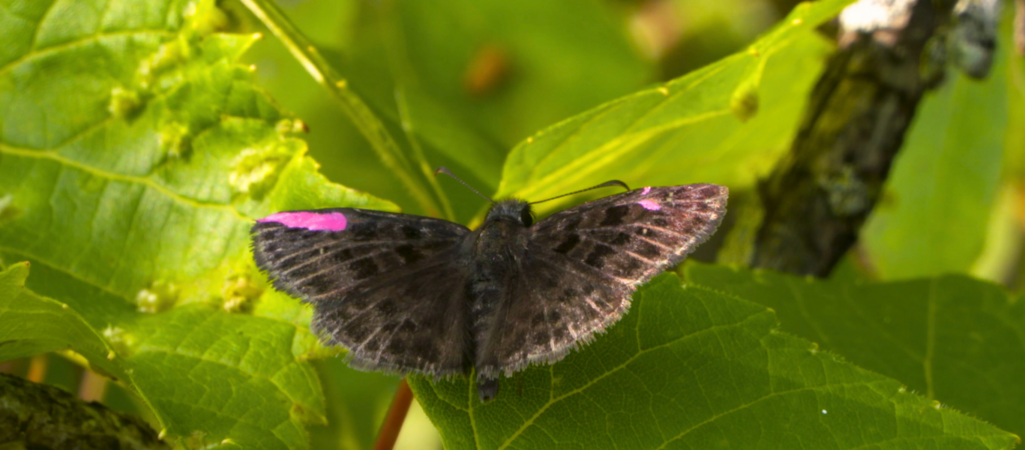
[
  {"left": 641, "top": 187, "right": 651, "bottom": 195},
  {"left": 638, "top": 199, "right": 661, "bottom": 211},
  {"left": 258, "top": 211, "right": 348, "bottom": 231}
]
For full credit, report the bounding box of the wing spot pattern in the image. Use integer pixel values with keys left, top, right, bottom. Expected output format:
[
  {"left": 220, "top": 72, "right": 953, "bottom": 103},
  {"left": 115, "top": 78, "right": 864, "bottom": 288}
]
[{"left": 554, "top": 234, "right": 581, "bottom": 254}]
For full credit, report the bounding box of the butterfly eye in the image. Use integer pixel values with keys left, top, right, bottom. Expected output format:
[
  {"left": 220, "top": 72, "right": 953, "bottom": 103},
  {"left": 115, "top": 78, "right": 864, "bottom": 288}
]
[{"left": 520, "top": 208, "right": 533, "bottom": 226}]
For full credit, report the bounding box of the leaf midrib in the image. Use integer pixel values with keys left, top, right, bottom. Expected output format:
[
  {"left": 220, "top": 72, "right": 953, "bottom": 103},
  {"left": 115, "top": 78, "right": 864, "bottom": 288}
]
[
  {"left": 1, "top": 146, "right": 250, "bottom": 221},
  {"left": 0, "top": 29, "right": 176, "bottom": 77}
]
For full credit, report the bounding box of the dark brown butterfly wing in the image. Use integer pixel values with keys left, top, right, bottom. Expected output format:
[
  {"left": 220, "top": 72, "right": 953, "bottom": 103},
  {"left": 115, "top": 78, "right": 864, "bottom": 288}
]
[
  {"left": 312, "top": 249, "right": 472, "bottom": 376},
  {"left": 251, "top": 208, "right": 472, "bottom": 376},
  {"left": 476, "top": 184, "right": 728, "bottom": 376}
]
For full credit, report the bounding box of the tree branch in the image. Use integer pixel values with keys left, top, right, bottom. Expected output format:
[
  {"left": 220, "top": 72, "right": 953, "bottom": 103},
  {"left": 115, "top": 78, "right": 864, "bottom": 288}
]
[
  {"left": 0, "top": 373, "right": 167, "bottom": 449},
  {"left": 749, "top": 0, "right": 1000, "bottom": 276}
]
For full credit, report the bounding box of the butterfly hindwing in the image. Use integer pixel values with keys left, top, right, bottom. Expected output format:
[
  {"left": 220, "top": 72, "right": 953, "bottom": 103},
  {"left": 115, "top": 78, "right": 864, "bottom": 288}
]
[
  {"left": 313, "top": 250, "right": 472, "bottom": 376},
  {"left": 251, "top": 208, "right": 472, "bottom": 376},
  {"left": 477, "top": 184, "right": 728, "bottom": 374},
  {"left": 475, "top": 251, "right": 630, "bottom": 377}
]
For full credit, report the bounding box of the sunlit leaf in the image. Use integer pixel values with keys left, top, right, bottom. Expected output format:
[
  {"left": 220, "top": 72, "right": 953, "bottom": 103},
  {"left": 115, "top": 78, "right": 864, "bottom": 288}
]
[
  {"left": 494, "top": 0, "right": 851, "bottom": 212},
  {"left": 0, "top": 1, "right": 395, "bottom": 447},
  {"left": 0, "top": 262, "right": 124, "bottom": 384}
]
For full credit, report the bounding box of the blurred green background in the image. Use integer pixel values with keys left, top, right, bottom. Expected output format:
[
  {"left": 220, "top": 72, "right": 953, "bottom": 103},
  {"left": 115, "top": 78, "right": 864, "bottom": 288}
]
[{"left": 4, "top": 0, "right": 1023, "bottom": 448}]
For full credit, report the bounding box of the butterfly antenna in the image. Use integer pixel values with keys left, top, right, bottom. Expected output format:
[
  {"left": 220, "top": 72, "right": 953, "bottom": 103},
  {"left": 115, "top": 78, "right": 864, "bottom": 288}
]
[
  {"left": 434, "top": 167, "right": 495, "bottom": 204},
  {"left": 530, "top": 180, "right": 631, "bottom": 205}
]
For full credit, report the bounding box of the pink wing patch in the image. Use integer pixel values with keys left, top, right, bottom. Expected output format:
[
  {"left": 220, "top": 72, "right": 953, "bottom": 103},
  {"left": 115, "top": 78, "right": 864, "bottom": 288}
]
[
  {"left": 258, "top": 211, "right": 348, "bottom": 231},
  {"left": 641, "top": 186, "right": 651, "bottom": 195},
  {"left": 638, "top": 199, "right": 661, "bottom": 211}
]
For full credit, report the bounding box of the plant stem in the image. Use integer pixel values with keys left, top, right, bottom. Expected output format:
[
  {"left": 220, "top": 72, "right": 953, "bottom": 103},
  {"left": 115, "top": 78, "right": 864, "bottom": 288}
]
[
  {"left": 26, "top": 354, "right": 48, "bottom": 383},
  {"left": 78, "top": 369, "right": 108, "bottom": 402},
  {"left": 238, "top": 0, "right": 442, "bottom": 216},
  {"left": 374, "top": 378, "right": 414, "bottom": 450},
  {"left": 395, "top": 88, "right": 456, "bottom": 222}
]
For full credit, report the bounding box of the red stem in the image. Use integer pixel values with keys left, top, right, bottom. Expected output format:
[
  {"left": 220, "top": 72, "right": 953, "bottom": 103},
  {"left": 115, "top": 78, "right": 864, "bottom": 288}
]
[{"left": 374, "top": 378, "right": 414, "bottom": 450}]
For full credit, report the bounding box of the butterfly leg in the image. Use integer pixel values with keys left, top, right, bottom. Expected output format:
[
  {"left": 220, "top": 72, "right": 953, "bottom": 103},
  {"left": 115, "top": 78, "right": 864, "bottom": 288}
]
[{"left": 477, "top": 378, "right": 499, "bottom": 403}]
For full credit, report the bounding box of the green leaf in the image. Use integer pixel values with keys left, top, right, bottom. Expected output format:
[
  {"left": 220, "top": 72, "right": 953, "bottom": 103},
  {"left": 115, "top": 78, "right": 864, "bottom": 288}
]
[
  {"left": 410, "top": 274, "right": 1018, "bottom": 449},
  {"left": 237, "top": 0, "right": 458, "bottom": 221},
  {"left": 0, "top": 262, "right": 124, "bottom": 384},
  {"left": 128, "top": 305, "right": 324, "bottom": 448},
  {"left": 0, "top": 1, "right": 397, "bottom": 448},
  {"left": 684, "top": 263, "right": 1025, "bottom": 440},
  {"left": 860, "top": 15, "right": 1012, "bottom": 280},
  {"left": 493, "top": 0, "right": 851, "bottom": 211}
]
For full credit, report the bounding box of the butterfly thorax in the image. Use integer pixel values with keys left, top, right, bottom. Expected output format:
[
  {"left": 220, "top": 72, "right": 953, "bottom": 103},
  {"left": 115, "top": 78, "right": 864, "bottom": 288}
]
[{"left": 470, "top": 199, "right": 532, "bottom": 264}]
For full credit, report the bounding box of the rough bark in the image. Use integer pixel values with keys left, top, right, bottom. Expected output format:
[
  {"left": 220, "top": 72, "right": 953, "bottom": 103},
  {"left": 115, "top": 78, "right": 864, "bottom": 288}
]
[
  {"left": 0, "top": 373, "right": 168, "bottom": 450},
  {"left": 749, "top": 0, "right": 1001, "bottom": 276}
]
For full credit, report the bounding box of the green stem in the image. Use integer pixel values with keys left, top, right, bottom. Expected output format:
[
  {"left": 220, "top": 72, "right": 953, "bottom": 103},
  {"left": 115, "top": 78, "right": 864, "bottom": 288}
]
[
  {"left": 395, "top": 88, "right": 455, "bottom": 221},
  {"left": 238, "top": 0, "right": 441, "bottom": 216}
]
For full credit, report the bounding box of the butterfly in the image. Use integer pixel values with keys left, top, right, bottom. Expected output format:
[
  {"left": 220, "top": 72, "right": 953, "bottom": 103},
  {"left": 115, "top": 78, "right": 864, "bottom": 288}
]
[{"left": 250, "top": 169, "right": 728, "bottom": 402}]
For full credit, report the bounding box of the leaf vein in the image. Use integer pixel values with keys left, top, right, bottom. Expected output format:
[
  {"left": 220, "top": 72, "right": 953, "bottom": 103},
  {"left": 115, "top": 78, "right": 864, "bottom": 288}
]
[
  {"left": 0, "top": 145, "right": 250, "bottom": 221},
  {"left": 0, "top": 29, "right": 175, "bottom": 76},
  {"left": 495, "top": 310, "right": 764, "bottom": 449}
]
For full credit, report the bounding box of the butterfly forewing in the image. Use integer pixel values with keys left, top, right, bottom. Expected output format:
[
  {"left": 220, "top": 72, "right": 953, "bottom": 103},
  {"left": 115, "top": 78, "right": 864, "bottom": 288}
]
[
  {"left": 252, "top": 208, "right": 468, "bottom": 301},
  {"left": 251, "top": 208, "right": 472, "bottom": 376},
  {"left": 477, "top": 184, "right": 727, "bottom": 373}
]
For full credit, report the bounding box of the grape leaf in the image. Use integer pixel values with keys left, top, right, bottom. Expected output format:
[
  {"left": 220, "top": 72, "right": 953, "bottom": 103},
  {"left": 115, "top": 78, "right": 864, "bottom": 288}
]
[
  {"left": 0, "top": 262, "right": 125, "bottom": 385},
  {"left": 860, "top": 14, "right": 1012, "bottom": 280},
  {"left": 684, "top": 263, "right": 1025, "bottom": 440},
  {"left": 493, "top": 0, "right": 852, "bottom": 211},
  {"left": 411, "top": 273, "right": 1018, "bottom": 450},
  {"left": 0, "top": 0, "right": 396, "bottom": 448}
]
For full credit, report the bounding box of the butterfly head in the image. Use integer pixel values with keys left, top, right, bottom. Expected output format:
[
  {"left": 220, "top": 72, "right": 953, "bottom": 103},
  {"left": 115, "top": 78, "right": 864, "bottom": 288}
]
[{"left": 485, "top": 199, "right": 533, "bottom": 227}]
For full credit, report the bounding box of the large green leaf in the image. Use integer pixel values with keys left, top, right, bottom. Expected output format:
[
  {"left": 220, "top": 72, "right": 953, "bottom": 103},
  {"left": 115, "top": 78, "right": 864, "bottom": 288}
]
[
  {"left": 0, "top": 0, "right": 396, "bottom": 448},
  {"left": 0, "top": 262, "right": 126, "bottom": 385},
  {"left": 493, "top": 0, "right": 851, "bottom": 212},
  {"left": 410, "top": 274, "right": 1018, "bottom": 449},
  {"left": 684, "top": 263, "right": 1025, "bottom": 440},
  {"left": 860, "top": 15, "right": 1012, "bottom": 280}
]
